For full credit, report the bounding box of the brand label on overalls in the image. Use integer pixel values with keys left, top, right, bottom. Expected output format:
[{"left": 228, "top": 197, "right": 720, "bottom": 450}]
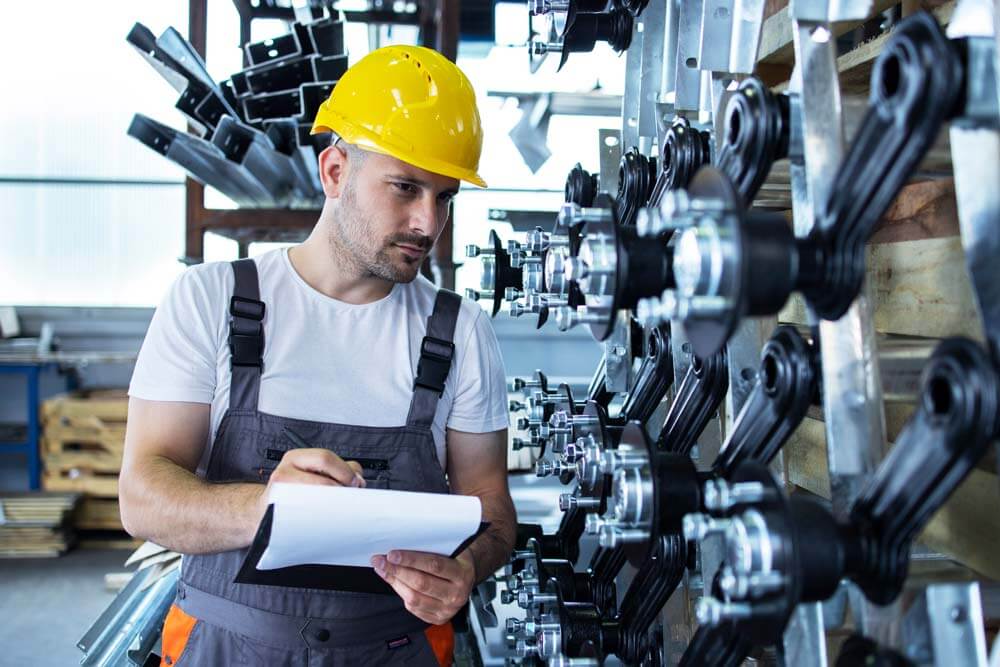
[{"left": 386, "top": 636, "right": 411, "bottom": 650}]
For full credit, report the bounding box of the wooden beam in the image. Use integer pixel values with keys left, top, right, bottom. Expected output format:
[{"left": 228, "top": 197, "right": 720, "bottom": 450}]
[
  {"left": 869, "top": 178, "right": 960, "bottom": 244},
  {"left": 757, "top": 0, "right": 898, "bottom": 65}
]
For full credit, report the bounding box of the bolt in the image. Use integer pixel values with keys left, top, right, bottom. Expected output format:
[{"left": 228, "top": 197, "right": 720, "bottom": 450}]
[
  {"left": 509, "top": 400, "right": 526, "bottom": 412},
  {"left": 501, "top": 589, "right": 517, "bottom": 604},
  {"left": 554, "top": 306, "right": 578, "bottom": 331},
  {"left": 518, "top": 590, "right": 556, "bottom": 609},
  {"left": 682, "top": 513, "right": 732, "bottom": 542},
  {"left": 509, "top": 300, "right": 528, "bottom": 318},
  {"left": 505, "top": 633, "right": 519, "bottom": 650},
  {"left": 511, "top": 548, "right": 535, "bottom": 562},
  {"left": 512, "top": 378, "right": 527, "bottom": 391},
  {"left": 563, "top": 257, "right": 587, "bottom": 284},
  {"left": 560, "top": 493, "right": 599, "bottom": 511},
  {"left": 465, "top": 244, "right": 495, "bottom": 258},
  {"left": 535, "top": 460, "right": 555, "bottom": 477},
  {"left": 635, "top": 296, "right": 666, "bottom": 326},
  {"left": 584, "top": 513, "right": 605, "bottom": 535},
  {"left": 505, "top": 287, "right": 523, "bottom": 301},
  {"left": 516, "top": 417, "right": 531, "bottom": 431},
  {"left": 703, "top": 480, "right": 768, "bottom": 511},
  {"left": 531, "top": 0, "right": 569, "bottom": 15},
  {"left": 557, "top": 202, "right": 581, "bottom": 227},
  {"left": 515, "top": 638, "right": 537, "bottom": 658},
  {"left": 512, "top": 437, "right": 537, "bottom": 451},
  {"left": 465, "top": 288, "right": 494, "bottom": 301},
  {"left": 695, "top": 597, "right": 754, "bottom": 626},
  {"left": 598, "top": 525, "right": 649, "bottom": 548}
]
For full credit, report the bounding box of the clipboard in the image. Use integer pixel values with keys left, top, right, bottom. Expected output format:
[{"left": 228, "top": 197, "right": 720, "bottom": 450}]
[{"left": 235, "top": 504, "right": 490, "bottom": 595}]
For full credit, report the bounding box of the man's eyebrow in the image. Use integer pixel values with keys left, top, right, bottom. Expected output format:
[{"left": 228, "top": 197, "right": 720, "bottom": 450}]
[{"left": 386, "top": 174, "right": 459, "bottom": 197}]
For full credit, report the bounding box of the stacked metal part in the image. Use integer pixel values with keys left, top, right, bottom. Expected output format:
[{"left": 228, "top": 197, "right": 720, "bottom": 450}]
[
  {"left": 126, "top": 12, "right": 347, "bottom": 208},
  {"left": 470, "top": 0, "right": 1000, "bottom": 665},
  {"left": 78, "top": 543, "right": 181, "bottom": 667}
]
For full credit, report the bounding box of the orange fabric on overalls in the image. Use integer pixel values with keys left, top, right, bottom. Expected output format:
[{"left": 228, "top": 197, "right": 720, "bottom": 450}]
[
  {"left": 424, "top": 622, "right": 455, "bottom": 667},
  {"left": 160, "top": 604, "right": 198, "bottom": 666}
]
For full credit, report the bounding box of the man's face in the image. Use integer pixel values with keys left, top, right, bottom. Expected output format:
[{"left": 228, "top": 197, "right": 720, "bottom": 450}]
[{"left": 330, "top": 149, "right": 460, "bottom": 283}]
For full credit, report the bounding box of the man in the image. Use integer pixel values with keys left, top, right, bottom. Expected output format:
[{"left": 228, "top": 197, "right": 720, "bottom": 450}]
[{"left": 119, "top": 45, "right": 516, "bottom": 666}]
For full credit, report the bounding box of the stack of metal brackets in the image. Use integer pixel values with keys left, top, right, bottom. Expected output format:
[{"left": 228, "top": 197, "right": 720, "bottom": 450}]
[
  {"left": 466, "top": 0, "right": 1000, "bottom": 665},
  {"left": 126, "top": 12, "right": 347, "bottom": 208}
]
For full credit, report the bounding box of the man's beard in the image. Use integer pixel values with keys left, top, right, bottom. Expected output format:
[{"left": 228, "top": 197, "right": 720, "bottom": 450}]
[{"left": 329, "top": 182, "right": 431, "bottom": 284}]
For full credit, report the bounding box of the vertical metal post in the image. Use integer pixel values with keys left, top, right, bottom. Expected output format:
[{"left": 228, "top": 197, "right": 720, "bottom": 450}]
[
  {"left": 784, "top": 0, "right": 892, "bottom": 656},
  {"left": 185, "top": 0, "right": 209, "bottom": 265},
  {"left": 674, "top": 0, "right": 705, "bottom": 112},
  {"left": 26, "top": 365, "right": 41, "bottom": 491},
  {"left": 622, "top": 20, "right": 644, "bottom": 150},
  {"left": 638, "top": 0, "right": 668, "bottom": 147}
]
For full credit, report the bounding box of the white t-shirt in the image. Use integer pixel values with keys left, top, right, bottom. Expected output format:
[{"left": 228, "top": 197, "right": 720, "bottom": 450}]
[{"left": 128, "top": 248, "right": 509, "bottom": 473}]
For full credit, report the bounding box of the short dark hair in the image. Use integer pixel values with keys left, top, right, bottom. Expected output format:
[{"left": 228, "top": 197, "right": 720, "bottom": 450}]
[{"left": 331, "top": 136, "right": 368, "bottom": 166}]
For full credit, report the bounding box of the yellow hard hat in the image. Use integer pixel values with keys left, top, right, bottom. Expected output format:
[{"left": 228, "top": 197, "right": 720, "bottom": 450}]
[{"left": 311, "top": 45, "right": 487, "bottom": 188}]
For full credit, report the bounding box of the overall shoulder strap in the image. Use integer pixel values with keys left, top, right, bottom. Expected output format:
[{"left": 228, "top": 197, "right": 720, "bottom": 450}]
[
  {"left": 406, "top": 289, "right": 462, "bottom": 428},
  {"left": 228, "top": 259, "right": 265, "bottom": 411}
]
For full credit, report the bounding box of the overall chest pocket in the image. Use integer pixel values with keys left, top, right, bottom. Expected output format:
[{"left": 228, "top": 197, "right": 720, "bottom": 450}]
[{"left": 256, "top": 444, "right": 393, "bottom": 489}]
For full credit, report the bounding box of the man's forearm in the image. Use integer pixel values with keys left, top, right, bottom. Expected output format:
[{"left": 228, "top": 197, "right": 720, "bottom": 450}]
[
  {"left": 120, "top": 455, "right": 263, "bottom": 554},
  {"left": 462, "top": 491, "right": 517, "bottom": 582}
]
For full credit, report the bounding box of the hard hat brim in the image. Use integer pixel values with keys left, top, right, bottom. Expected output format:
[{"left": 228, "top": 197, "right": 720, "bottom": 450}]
[{"left": 312, "top": 121, "right": 488, "bottom": 189}]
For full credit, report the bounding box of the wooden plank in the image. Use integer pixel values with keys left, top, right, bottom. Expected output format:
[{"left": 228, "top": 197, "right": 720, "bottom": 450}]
[
  {"left": 780, "top": 236, "right": 984, "bottom": 341},
  {"left": 838, "top": 1, "right": 956, "bottom": 94},
  {"left": 919, "top": 467, "right": 1000, "bottom": 582},
  {"left": 757, "top": 0, "right": 898, "bottom": 65},
  {"left": 42, "top": 390, "right": 128, "bottom": 423},
  {"left": 43, "top": 471, "right": 119, "bottom": 498},
  {"left": 869, "top": 179, "right": 959, "bottom": 244},
  {"left": 44, "top": 450, "right": 122, "bottom": 475}
]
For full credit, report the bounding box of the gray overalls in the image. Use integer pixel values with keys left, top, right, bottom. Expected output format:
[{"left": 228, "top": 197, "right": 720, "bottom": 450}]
[{"left": 172, "top": 258, "right": 461, "bottom": 666}]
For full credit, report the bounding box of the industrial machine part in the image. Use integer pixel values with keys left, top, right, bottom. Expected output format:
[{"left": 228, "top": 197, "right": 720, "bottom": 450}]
[
  {"left": 531, "top": 1, "right": 635, "bottom": 70},
  {"left": 682, "top": 336, "right": 1000, "bottom": 665},
  {"left": 615, "top": 147, "right": 657, "bottom": 227},
  {"left": 714, "top": 77, "right": 791, "bottom": 206},
  {"left": 647, "top": 118, "right": 712, "bottom": 206},
  {"left": 640, "top": 12, "right": 964, "bottom": 357}
]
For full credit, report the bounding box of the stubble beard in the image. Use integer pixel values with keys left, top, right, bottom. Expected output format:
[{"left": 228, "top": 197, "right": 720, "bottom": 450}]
[{"left": 329, "top": 181, "right": 424, "bottom": 284}]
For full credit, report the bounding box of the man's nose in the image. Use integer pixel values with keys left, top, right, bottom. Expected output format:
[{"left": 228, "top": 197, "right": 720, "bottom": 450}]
[{"left": 409, "top": 195, "right": 443, "bottom": 238}]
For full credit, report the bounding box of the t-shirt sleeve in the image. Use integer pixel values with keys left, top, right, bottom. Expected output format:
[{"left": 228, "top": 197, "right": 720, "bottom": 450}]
[
  {"left": 446, "top": 307, "right": 510, "bottom": 433},
  {"left": 128, "top": 266, "right": 227, "bottom": 404}
]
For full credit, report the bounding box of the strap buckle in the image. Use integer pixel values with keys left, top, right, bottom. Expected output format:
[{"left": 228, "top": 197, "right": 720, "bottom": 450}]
[
  {"left": 229, "top": 296, "right": 266, "bottom": 368},
  {"left": 414, "top": 336, "right": 455, "bottom": 396},
  {"left": 230, "top": 296, "right": 265, "bottom": 321}
]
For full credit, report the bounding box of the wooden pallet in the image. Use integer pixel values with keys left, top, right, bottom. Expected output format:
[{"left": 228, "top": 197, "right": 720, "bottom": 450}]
[
  {"left": 76, "top": 498, "right": 124, "bottom": 531},
  {"left": 0, "top": 492, "right": 80, "bottom": 525},
  {"left": 41, "top": 389, "right": 128, "bottom": 424},
  {"left": 42, "top": 469, "right": 119, "bottom": 498},
  {"left": 43, "top": 448, "right": 123, "bottom": 475},
  {"left": 0, "top": 492, "right": 80, "bottom": 558}
]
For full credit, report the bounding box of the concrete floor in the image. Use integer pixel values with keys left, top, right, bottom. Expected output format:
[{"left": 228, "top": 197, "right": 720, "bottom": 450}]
[{"left": 0, "top": 548, "right": 134, "bottom": 666}]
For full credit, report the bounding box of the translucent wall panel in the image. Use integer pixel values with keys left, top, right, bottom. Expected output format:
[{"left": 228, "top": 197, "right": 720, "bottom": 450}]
[{"left": 0, "top": 183, "right": 185, "bottom": 306}]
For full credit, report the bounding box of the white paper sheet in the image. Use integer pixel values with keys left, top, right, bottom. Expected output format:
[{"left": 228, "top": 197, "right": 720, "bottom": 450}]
[{"left": 256, "top": 483, "right": 483, "bottom": 570}]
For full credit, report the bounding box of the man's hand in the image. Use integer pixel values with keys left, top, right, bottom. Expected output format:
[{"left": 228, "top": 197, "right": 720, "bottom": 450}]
[
  {"left": 371, "top": 550, "right": 476, "bottom": 625},
  {"left": 260, "top": 449, "right": 366, "bottom": 517}
]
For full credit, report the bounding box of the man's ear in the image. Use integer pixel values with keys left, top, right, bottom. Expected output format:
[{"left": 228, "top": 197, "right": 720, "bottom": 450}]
[{"left": 317, "top": 143, "right": 349, "bottom": 199}]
